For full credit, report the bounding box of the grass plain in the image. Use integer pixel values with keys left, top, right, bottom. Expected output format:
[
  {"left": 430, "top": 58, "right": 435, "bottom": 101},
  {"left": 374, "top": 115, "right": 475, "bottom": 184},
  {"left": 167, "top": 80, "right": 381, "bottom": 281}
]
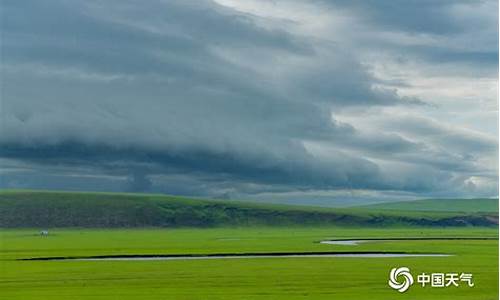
[
  {"left": 0, "top": 190, "right": 498, "bottom": 299},
  {"left": 0, "top": 190, "right": 497, "bottom": 227},
  {"left": 0, "top": 227, "right": 498, "bottom": 300},
  {"left": 356, "top": 198, "right": 498, "bottom": 213}
]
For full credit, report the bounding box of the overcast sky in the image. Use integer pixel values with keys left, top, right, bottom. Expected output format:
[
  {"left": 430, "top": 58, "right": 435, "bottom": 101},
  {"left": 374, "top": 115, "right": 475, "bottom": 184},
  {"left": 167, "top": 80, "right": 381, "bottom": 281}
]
[{"left": 1, "top": 0, "right": 498, "bottom": 205}]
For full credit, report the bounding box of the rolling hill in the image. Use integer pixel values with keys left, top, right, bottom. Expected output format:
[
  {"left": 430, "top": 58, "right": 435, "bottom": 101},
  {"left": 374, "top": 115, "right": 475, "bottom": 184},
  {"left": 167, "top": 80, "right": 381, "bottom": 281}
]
[
  {"left": 0, "top": 190, "right": 497, "bottom": 228},
  {"left": 354, "top": 198, "right": 498, "bottom": 213}
]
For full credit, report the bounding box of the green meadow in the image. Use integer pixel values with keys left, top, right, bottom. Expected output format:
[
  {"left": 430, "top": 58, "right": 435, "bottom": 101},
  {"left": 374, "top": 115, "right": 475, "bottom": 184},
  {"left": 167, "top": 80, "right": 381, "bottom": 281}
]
[
  {"left": 357, "top": 198, "right": 499, "bottom": 213},
  {"left": 1, "top": 227, "right": 498, "bottom": 300},
  {"left": 0, "top": 190, "right": 496, "bottom": 227},
  {"left": 0, "top": 191, "right": 498, "bottom": 299}
]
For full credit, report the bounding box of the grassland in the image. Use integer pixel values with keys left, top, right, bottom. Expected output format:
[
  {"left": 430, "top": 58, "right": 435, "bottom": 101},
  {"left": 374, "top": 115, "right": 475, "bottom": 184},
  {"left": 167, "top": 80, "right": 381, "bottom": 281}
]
[
  {"left": 0, "top": 190, "right": 497, "bottom": 227},
  {"left": 0, "top": 227, "right": 498, "bottom": 300},
  {"left": 356, "top": 198, "right": 499, "bottom": 213},
  {"left": 0, "top": 190, "right": 498, "bottom": 299}
]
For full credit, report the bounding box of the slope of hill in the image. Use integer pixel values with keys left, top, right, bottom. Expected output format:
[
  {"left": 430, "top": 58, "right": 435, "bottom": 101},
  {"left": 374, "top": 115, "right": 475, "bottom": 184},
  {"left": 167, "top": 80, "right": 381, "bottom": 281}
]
[
  {"left": 355, "top": 198, "right": 498, "bottom": 213},
  {"left": 0, "top": 190, "right": 497, "bottom": 228}
]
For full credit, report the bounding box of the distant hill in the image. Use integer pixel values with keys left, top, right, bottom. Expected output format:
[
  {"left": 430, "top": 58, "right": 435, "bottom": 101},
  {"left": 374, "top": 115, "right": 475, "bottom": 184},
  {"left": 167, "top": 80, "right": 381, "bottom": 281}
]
[
  {"left": 355, "top": 198, "right": 498, "bottom": 213},
  {"left": 0, "top": 190, "right": 497, "bottom": 228}
]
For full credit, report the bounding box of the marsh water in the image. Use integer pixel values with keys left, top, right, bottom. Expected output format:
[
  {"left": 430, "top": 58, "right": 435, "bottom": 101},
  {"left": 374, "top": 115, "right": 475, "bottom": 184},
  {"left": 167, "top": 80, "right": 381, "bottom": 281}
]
[{"left": 28, "top": 253, "right": 451, "bottom": 261}]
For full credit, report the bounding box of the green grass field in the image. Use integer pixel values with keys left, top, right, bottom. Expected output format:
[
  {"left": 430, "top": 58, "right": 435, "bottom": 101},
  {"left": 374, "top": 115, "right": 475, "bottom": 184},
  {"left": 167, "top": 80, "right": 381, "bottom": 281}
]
[
  {"left": 0, "top": 190, "right": 497, "bottom": 227},
  {"left": 0, "top": 227, "right": 498, "bottom": 300},
  {"left": 356, "top": 198, "right": 499, "bottom": 213},
  {"left": 0, "top": 191, "right": 498, "bottom": 299}
]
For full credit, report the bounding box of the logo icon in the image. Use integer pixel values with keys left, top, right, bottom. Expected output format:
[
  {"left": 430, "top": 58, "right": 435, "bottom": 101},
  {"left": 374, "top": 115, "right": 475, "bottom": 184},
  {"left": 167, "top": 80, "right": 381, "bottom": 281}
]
[{"left": 389, "top": 267, "right": 414, "bottom": 293}]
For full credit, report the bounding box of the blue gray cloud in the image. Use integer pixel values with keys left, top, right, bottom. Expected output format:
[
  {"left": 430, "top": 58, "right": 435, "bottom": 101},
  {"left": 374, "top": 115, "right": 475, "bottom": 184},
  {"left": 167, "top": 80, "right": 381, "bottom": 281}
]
[{"left": 0, "top": 0, "right": 497, "bottom": 204}]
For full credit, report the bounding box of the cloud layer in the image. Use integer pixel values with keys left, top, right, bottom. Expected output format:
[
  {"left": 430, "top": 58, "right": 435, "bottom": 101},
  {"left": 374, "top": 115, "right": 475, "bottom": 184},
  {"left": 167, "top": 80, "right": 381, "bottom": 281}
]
[{"left": 1, "top": 0, "right": 497, "bottom": 204}]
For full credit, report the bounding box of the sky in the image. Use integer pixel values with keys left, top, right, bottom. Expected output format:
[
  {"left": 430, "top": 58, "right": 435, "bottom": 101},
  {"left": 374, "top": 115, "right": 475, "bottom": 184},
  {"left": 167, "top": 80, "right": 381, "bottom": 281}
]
[{"left": 0, "top": 0, "right": 498, "bottom": 206}]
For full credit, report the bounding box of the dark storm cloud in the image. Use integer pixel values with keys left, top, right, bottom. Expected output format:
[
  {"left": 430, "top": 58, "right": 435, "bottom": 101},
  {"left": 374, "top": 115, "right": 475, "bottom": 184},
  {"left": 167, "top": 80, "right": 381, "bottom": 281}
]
[
  {"left": 1, "top": 0, "right": 310, "bottom": 96},
  {"left": 0, "top": 138, "right": 466, "bottom": 197},
  {"left": 0, "top": 0, "right": 497, "bottom": 200},
  {"left": 126, "top": 169, "right": 152, "bottom": 192},
  {"left": 0, "top": 140, "right": 386, "bottom": 191},
  {"left": 1, "top": 0, "right": 422, "bottom": 107}
]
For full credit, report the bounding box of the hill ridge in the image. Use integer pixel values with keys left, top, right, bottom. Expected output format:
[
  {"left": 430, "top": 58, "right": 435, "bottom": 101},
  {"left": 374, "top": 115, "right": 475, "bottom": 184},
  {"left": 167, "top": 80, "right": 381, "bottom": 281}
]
[{"left": 0, "top": 190, "right": 497, "bottom": 228}]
